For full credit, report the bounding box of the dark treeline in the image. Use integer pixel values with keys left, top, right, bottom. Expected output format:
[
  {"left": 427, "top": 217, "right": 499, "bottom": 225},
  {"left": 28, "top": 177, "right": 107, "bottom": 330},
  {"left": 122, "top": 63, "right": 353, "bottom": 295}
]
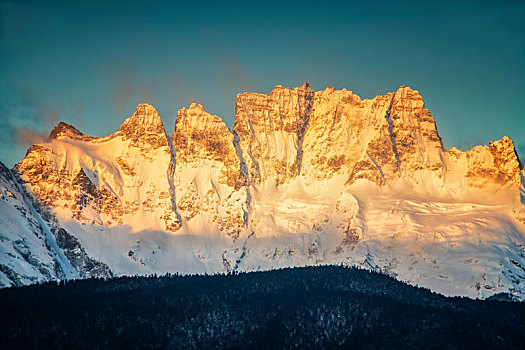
[{"left": 0, "top": 265, "right": 524, "bottom": 349}]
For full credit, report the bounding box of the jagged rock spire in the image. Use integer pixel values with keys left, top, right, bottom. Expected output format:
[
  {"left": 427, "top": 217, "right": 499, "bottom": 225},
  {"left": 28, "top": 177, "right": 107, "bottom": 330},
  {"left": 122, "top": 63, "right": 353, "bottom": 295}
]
[
  {"left": 118, "top": 103, "right": 168, "bottom": 148},
  {"left": 49, "top": 122, "right": 92, "bottom": 141},
  {"left": 488, "top": 136, "right": 522, "bottom": 185},
  {"left": 173, "top": 103, "right": 246, "bottom": 238},
  {"left": 174, "top": 102, "right": 243, "bottom": 188},
  {"left": 6, "top": 83, "right": 525, "bottom": 300},
  {"left": 234, "top": 83, "right": 315, "bottom": 185},
  {"left": 120, "top": 104, "right": 163, "bottom": 127}
]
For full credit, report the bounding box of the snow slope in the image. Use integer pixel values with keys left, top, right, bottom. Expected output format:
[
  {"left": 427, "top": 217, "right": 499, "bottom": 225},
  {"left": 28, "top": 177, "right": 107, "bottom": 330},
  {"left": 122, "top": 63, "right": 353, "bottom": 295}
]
[
  {"left": 1, "top": 83, "right": 524, "bottom": 299},
  {"left": 0, "top": 162, "right": 74, "bottom": 286}
]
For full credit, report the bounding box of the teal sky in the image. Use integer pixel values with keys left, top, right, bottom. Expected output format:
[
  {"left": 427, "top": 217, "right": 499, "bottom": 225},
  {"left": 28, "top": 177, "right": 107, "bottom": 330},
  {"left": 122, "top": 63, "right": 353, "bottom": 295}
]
[{"left": 1, "top": 0, "right": 524, "bottom": 167}]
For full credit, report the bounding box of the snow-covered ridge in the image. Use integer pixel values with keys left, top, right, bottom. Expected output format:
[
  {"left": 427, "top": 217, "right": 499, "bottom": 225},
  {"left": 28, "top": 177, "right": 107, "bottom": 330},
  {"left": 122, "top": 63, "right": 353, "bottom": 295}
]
[{"left": 1, "top": 83, "right": 524, "bottom": 300}]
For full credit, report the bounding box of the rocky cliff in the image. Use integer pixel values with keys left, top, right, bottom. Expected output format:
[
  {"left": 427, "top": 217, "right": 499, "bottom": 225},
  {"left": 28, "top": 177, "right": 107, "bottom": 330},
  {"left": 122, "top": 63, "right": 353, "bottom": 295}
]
[
  {"left": 15, "top": 104, "right": 180, "bottom": 232},
  {"left": 1, "top": 83, "right": 524, "bottom": 300},
  {"left": 174, "top": 103, "right": 246, "bottom": 238}
]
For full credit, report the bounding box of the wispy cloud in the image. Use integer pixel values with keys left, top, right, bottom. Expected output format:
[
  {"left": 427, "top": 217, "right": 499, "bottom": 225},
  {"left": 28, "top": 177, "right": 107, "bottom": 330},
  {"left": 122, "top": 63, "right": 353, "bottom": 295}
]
[
  {"left": 0, "top": 83, "right": 62, "bottom": 166},
  {"left": 14, "top": 128, "right": 48, "bottom": 146}
]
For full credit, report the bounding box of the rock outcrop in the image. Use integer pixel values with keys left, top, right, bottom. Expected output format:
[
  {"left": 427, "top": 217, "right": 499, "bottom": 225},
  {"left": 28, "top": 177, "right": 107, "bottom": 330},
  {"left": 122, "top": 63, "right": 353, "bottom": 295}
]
[
  {"left": 1, "top": 83, "right": 524, "bottom": 300},
  {"left": 234, "top": 82, "right": 314, "bottom": 186},
  {"left": 0, "top": 161, "right": 111, "bottom": 287},
  {"left": 15, "top": 103, "right": 181, "bottom": 232},
  {"left": 173, "top": 103, "right": 246, "bottom": 238}
]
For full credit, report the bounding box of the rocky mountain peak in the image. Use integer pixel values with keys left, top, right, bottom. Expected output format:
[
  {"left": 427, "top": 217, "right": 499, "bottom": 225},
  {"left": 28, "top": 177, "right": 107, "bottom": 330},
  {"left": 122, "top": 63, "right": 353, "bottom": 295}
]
[
  {"left": 490, "top": 136, "right": 518, "bottom": 157},
  {"left": 234, "top": 83, "right": 315, "bottom": 184},
  {"left": 173, "top": 104, "right": 245, "bottom": 237},
  {"left": 49, "top": 122, "right": 92, "bottom": 141},
  {"left": 175, "top": 104, "right": 234, "bottom": 149},
  {"left": 392, "top": 85, "right": 425, "bottom": 112},
  {"left": 489, "top": 136, "right": 522, "bottom": 182},
  {"left": 177, "top": 103, "right": 216, "bottom": 125},
  {"left": 3, "top": 82, "right": 525, "bottom": 301},
  {"left": 396, "top": 85, "right": 421, "bottom": 96},
  {"left": 120, "top": 103, "right": 163, "bottom": 128},
  {"left": 174, "top": 104, "right": 236, "bottom": 164},
  {"left": 187, "top": 102, "right": 206, "bottom": 112},
  {"left": 268, "top": 82, "right": 313, "bottom": 95},
  {"left": 118, "top": 103, "right": 168, "bottom": 148},
  {"left": 386, "top": 84, "right": 444, "bottom": 177}
]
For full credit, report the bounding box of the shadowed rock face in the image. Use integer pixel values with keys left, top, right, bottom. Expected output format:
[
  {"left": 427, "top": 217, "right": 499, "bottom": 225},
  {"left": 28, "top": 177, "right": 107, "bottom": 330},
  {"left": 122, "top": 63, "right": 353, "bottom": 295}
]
[
  {"left": 54, "top": 228, "right": 112, "bottom": 279},
  {"left": 70, "top": 168, "right": 123, "bottom": 224},
  {"left": 0, "top": 160, "right": 112, "bottom": 287}
]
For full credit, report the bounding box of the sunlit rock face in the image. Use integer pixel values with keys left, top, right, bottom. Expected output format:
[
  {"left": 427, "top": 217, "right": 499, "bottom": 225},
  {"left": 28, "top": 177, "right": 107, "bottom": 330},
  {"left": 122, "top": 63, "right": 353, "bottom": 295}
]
[
  {"left": 442, "top": 136, "right": 522, "bottom": 202},
  {"left": 301, "top": 87, "right": 396, "bottom": 185},
  {"left": 173, "top": 103, "right": 246, "bottom": 238},
  {"left": 388, "top": 86, "right": 444, "bottom": 179},
  {"left": 234, "top": 83, "right": 522, "bottom": 239},
  {"left": 15, "top": 103, "right": 181, "bottom": 232},
  {"left": 302, "top": 85, "right": 445, "bottom": 187},
  {"left": 234, "top": 82, "right": 314, "bottom": 186},
  {"left": 49, "top": 122, "right": 94, "bottom": 142},
  {"left": 467, "top": 136, "right": 521, "bottom": 188},
  {"left": 0, "top": 161, "right": 112, "bottom": 287},
  {"left": 2, "top": 83, "right": 525, "bottom": 300},
  {"left": 119, "top": 103, "right": 169, "bottom": 149}
]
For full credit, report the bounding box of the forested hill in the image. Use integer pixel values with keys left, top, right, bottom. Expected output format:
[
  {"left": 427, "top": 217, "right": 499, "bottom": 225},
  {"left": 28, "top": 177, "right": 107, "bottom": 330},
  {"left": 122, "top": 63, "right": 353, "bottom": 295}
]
[{"left": 1, "top": 266, "right": 524, "bottom": 349}]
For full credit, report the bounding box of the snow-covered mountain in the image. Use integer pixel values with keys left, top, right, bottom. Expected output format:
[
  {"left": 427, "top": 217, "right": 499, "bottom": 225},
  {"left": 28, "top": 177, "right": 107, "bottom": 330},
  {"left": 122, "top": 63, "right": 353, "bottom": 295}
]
[
  {"left": 0, "top": 162, "right": 111, "bottom": 286},
  {"left": 1, "top": 83, "right": 525, "bottom": 299}
]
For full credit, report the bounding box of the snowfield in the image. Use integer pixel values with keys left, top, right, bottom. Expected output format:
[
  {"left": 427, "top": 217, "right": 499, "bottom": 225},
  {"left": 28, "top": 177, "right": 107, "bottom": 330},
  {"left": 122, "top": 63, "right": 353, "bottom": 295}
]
[{"left": 1, "top": 84, "right": 525, "bottom": 300}]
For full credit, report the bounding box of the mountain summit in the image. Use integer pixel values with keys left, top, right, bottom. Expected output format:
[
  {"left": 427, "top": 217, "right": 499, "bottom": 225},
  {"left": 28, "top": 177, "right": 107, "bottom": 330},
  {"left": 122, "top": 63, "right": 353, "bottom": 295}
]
[
  {"left": 49, "top": 122, "right": 93, "bottom": 141},
  {"left": 118, "top": 103, "right": 168, "bottom": 148},
  {"left": 1, "top": 84, "right": 524, "bottom": 300}
]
